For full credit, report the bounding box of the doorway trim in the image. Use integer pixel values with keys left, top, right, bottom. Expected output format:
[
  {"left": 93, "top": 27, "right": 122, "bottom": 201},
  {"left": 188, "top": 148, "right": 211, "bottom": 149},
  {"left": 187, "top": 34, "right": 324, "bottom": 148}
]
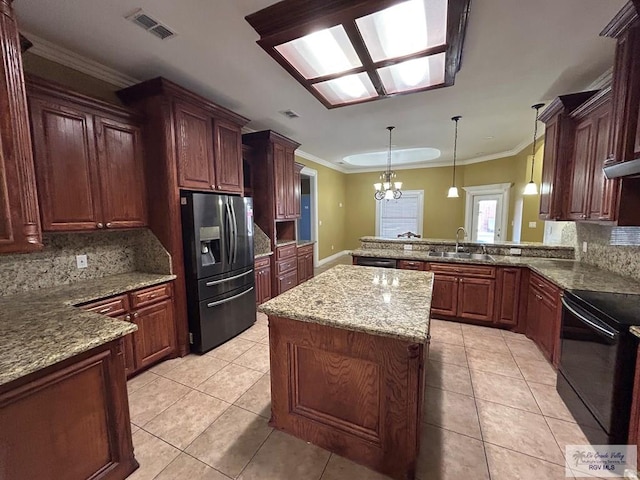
[
  {"left": 300, "top": 166, "right": 319, "bottom": 267},
  {"left": 462, "top": 183, "right": 512, "bottom": 242}
]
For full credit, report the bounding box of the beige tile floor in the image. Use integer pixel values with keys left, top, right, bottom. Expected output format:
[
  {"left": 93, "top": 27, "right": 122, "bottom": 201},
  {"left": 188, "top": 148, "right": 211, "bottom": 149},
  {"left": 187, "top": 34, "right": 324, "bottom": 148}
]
[{"left": 127, "top": 314, "right": 601, "bottom": 480}]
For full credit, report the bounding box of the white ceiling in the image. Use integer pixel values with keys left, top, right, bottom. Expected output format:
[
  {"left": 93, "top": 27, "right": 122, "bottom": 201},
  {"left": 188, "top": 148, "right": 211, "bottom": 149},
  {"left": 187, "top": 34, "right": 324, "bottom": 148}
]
[{"left": 14, "top": 0, "right": 627, "bottom": 172}]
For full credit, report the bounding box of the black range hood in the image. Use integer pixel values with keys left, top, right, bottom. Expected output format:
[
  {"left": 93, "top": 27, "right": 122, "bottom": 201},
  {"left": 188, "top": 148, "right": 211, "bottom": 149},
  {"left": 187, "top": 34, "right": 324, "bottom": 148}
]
[{"left": 604, "top": 158, "right": 640, "bottom": 179}]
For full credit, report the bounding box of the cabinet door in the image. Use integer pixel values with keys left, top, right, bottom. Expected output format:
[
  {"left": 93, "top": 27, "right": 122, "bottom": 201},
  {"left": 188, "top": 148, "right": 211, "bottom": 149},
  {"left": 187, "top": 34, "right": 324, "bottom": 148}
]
[
  {"left": 278, "top": 269, "right": 298, "bottom": 295},
  {"left": 567, "top": 119, "right": 594, "bottom": 220},
  {"left": 537, "top": 295, "right": 557, "bottom": 362},
  {"left": 119, "top": 314, "right": 137, "bottom": 376},
  {"left": 133, "top": 298, "right": 176, "bottom": 369},
  {"left": 457, "top": 277, "right": 495, "bottom": 323},
  {"left": 30, "top": 98, "right": 102, "bottom": 231},
  {"left": 525, "top": 287, "right": 540, "bottom": 342},
  {"left": 293, "top": 162, "right": 303, "bottom": 218},
  {"left": 430, "top": 275, "right": 458, "bottom": 317},
  {"left": 259, "top": 265, "right": 272, "bottom": 304},
  {"left": 174, "top": 101, "right": 215, "bottom": 190},
  {"left": 273, "top": 142, "right": 287, "bottom": 219},
  {"left": 297, "top": 254, "right": 306, "bottom": 284},
  {"left": 285, "top": 147, "right": 296, "bottom": 218},
  {"left": 588, "top": 102, "right": 617, "bottom": 220},
  {"left": 213, "top": 119, "right": 243, "bottom": 194},
  {"left": 305, "top": 253, "right": 314, "bottom": 281},
  {"left": 95, "top": 116, "right": 147, "bottom": 228},
  {"left": 539, "top": 118, "right": 559, "bottom": 219},
  {"left": 495, "top": 268, "right": 521, "bottom": 327}
]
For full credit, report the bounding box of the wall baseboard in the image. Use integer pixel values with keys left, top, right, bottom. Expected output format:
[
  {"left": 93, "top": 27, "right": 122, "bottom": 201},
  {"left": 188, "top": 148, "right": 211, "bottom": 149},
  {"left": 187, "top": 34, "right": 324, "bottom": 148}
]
[{"left": 317, "top": 250, "right": 351, "bottom": 267}]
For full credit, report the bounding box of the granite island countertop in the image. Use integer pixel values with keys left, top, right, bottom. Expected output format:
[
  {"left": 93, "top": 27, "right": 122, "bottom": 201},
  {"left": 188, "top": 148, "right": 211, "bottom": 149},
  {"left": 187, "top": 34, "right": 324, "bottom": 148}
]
[
  {"left": 259, "top": 264, "right": 433, "bottom": 344},
  {"left": 0, "top": 271, "right": 176, "bottom": 386},
  {"left": 351, "top": 248, "right": 640, "bottom": 295}
]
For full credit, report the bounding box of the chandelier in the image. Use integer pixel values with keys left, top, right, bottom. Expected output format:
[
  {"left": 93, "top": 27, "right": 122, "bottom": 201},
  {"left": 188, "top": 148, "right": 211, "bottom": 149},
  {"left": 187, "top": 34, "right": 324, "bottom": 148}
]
[{"left": 374, "top": 126, "right": 402, "bottom": 200}]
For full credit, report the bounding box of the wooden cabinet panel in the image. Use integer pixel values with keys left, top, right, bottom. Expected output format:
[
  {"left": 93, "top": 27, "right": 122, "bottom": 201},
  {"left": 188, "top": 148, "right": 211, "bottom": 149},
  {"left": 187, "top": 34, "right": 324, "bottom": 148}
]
[
  {"left": 293, "top": 161, "right": 303, "bottom": 218},
  {"left": 255, "top": 258, "right": 272, "bottom": 305},
  {"left": 297, "top": 254, "right": 307, "bottom": 284},
  {"left": 457, "top": 277, "right": 495, "bottom": 323},
  {"left": 296, "top": 244, "right": 314, "bottom": 284},
  {"left": 95, "top": 115, "right": 146, "bottom": 228},
  {"left": 525, "top": 273, "right": 562, "bottom": 365},
  {"left": 276, "top": 242, "right": 297, "bottom": 260},
  {"left": 525, "top": 286, "right": 540, "bottom": 341},
  {"left": 278, "top": 269, "right": 298, "bottom": 294},
  {"left": 284, "top": 148, "right": 296, "bottom": 218},
  {"left": 214, "top": 119, "right": 243, "bottom": 194},
  {"left": 430, "top": 275, "right": 458, "bottom": 317},
  {"left": 133, "top": 298, "right": 176, "bottom": 369},
  {"left": 83, "top": 294, "right": 129, "bottom": 317},
  {"left": 0, "top": 341, "right": 137, "bottom": 480},
  {"left": 273, "top": 142, "right": 287, "bottom": 219},
  {"left": 174, "top": 101, "right": 215, "bottom": 190},
  {"left": 539, "top": 118, "right": 560, "bottom": 219},
  {"left": 590, "top": 103, "right": 616, "bottom": 220},
  {"left": 130, "top": 283, "right": 171, "bottom": 308},
  {"left": 538, "top": 294, "right": 557, "bottom": 360},
  {"left": 119, "top": 314, "right": 137, "bottom": 377},
  {"left": 30, "top": 98, "right": 101, "bottom": 231},
  {"left": 277, "top": 257, "right": 297, "bottom": 275},
  {"left": 398, "top": 260, "right": 425, "bottom": 271},
  {"left": 567, "top": 119, "right": 594, "bottom": 220},
  {"left": 495, "top": 268, "right": 522, "bottom": 327}
]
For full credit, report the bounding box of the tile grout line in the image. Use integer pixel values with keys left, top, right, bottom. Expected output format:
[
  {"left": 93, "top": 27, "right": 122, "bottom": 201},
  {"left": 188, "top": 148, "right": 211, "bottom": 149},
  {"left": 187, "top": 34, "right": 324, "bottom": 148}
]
[{"left": 235, "top": 428, "right": 276, "bottom": 479}]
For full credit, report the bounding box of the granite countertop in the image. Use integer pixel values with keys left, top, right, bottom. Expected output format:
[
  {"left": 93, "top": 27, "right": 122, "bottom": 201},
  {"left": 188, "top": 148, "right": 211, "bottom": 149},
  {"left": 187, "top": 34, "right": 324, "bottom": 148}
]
[
  {"left": 276, "top": 240, "right": 297, "bottom": 247},
  {"left": 259, "top": 264, "right": 433, "bottom": 344},
  {"left": 359, "top": 236, "right": 573, "bottom": 250},
  {"left": 297, "top": 240, "right": 315, "bottom": 247},
  {"left": 0, "top": 272, "right": 176, "bottom": 387},
  {"left": 255, "top": 252, "right": 273, "bottom": 259},
  {"left": 630, "top": 326, "right": 640, "bottom": 339},
  {"left": 351, "top": 248, "right": 640, "bottom": 295}
]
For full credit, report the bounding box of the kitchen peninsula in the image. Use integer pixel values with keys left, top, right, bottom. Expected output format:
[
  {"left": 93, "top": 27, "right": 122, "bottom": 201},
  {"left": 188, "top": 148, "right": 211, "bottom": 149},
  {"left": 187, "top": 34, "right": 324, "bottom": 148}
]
[{"left": 259, "top": 264, "right": 433, "bottom": 480}]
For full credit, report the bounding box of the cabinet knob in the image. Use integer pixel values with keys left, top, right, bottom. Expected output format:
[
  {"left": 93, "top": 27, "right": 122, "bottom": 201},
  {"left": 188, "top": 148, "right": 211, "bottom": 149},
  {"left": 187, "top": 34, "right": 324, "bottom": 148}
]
[
  {"left": 96, "top": 222, "right": 104, "bottom": 229},
  {"left": 106, "top": 222, "right": 112, "bottom": 228},
  {"left": 124, "top": 314, "right": 131, "bottom": 321},
  {"left": 133, "top": 312, "right": 139, "bottom": 319},
  {"left": 211, "top": 185, "right": 215, "bottom": 190}
]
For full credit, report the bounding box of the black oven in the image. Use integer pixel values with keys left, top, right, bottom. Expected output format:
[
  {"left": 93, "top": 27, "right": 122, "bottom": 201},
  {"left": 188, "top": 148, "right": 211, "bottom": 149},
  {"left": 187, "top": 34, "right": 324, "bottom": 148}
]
[{"left": 558, "top": 290, "right": 640, "bottom": 444}]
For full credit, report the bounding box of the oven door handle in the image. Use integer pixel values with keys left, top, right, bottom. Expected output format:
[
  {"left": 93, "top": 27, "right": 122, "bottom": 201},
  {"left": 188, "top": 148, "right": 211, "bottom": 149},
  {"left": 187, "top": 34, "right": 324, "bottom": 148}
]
[{"left": 562, "top": 297, "right": 617, "bottom": 340}]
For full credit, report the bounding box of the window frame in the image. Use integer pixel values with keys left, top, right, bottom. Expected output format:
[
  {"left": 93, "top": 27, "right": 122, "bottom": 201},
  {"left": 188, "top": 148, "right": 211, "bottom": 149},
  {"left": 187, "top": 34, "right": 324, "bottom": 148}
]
[{"left": 375, "top": 189, "right": 425, "bottom": 238}]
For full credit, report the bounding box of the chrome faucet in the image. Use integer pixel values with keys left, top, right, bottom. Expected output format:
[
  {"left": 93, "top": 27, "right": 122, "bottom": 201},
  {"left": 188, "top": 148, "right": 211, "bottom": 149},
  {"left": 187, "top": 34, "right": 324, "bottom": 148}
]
[{"left": 455, "top": 227, "right": 467, "bottom": 252}]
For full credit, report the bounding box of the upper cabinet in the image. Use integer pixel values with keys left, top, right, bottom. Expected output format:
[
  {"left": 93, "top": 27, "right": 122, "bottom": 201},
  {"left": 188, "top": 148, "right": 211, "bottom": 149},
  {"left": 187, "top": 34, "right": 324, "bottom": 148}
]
[
  {"left": 118, "top": 78, "right": 248, "bottom": 196},
  {"left": 0, "top": 0, "right": 42, "bottom": 253},
  {"left": 243, "top": 130, "right": 301, "bottom": 222},
  {"left": 602, "top": 3, "right": 640, "bottom": 166},
  {"left": 27, "top": 77, "right": 147, "bottom": 231}
]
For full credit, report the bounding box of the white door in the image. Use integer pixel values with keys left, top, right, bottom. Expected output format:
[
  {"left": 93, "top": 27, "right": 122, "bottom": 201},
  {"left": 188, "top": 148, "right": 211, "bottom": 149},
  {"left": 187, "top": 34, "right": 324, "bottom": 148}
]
[{"left": 471, "top": 194, "right": 503, "bottom": 243}]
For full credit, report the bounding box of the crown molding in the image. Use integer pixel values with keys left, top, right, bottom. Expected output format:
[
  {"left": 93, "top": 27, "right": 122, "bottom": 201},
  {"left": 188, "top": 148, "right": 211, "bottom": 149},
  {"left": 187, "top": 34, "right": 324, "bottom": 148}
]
[
  {"left": 586, "top": 67, "right": 613, "bottom": 90},
  {"left": 295, "top": 149, "right": 348, "bottom": 173},
  {"left": 23, "top": 31, "right": 140, "bottom": 88}
]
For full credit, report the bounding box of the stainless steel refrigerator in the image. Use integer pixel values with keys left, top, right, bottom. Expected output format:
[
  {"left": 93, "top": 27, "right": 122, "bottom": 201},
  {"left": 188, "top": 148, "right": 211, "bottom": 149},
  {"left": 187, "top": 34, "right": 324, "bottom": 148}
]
[{"left": 181, "top": 192, "right": 255, "bottom": 353}]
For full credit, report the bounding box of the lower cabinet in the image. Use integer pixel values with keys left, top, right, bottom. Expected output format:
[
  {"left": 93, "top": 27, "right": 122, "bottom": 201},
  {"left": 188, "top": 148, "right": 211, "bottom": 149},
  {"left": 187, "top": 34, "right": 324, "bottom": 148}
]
[
  {"left": 525, "top": 273, "right": 562, "bottom": 365},
  {"left": 297, "top": 244, "right": 314, "bottom": 284},
  {"left": 494, "top": 268, "right": 523, "bottom": 328},
  {"left": 398, "top": 259, "right": 425, "bottom": 271},
  {"left": 81, "top": 281, "right": 176, "bottom": 377},
  {"left": 275, "top": 244, "right": 298, "bottom": 295},
  {"left": 255, "top": 256, "right": 272, "bottom": 305},
  {"left": 426, "top": 263, "right": 496, "bottom": 324}
]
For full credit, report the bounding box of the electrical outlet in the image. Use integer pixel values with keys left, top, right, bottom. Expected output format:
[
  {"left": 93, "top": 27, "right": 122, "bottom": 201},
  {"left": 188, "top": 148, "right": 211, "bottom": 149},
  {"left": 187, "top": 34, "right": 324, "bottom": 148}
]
[
  {"left": 582, "top": 241, "right": 588, "bottom": 253},
  {"left": 528, "top": 221, "right": 537, "bottom": 228},
  {"left": 339, "top": 202, "right": 343, "bottom": 208},
  {"left": 319, "top": 220, "right": 323, "bottom": 226},
  {"left": 76, "top": 254, "right": 88, "bottom": 269},
  {"left": 404, "top": 244, "right": 413, "bottom": 250},
  {"left": 331, "top": 245, "right": 334, "bottom": 250}
]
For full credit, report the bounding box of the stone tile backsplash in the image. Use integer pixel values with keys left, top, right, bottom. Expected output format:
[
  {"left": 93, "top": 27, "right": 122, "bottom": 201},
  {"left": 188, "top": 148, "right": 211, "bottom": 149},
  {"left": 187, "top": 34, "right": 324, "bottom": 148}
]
[
  {"left": 254, "top": 224, "right": 271, "bottom": 256},
  {"left": 575, "top": 223, "right": 640, "bottom": 282},
  {"left": 0, "top": 229, "right": 171, "bottom": 296}
]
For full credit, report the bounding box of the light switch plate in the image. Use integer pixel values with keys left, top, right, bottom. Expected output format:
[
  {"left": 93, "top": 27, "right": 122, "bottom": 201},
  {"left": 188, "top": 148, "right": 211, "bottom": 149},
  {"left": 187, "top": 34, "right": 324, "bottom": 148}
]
[
  {"left": 404, "top": 244, "right": 413, "bottom": 250},
  {"left": 76, "top": 254, "right": 88, "bottom": 269},
  {"left": 528, "top": 221, "right": 537, "bottom": 228},
  {"left": 509, "top": 248, "right": 522, "bottom": 256},
  {"left": 582, "top": 241, "right": 588, "bottom": 253}
]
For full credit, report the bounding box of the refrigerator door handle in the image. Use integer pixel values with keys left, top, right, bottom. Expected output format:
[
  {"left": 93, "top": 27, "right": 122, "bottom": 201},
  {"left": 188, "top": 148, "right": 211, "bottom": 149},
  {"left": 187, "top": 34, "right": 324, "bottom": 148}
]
[
  {"left": 230, "top": 201, "right": 238, "bottom": 264},
  {"left": 224, "top": 202, "right": 233, "bottom": 265},
  {"left": 205, "top": 270, "right": 252, "bottom": 286},
  {"left": 206, "top": 287, "right": 254, "bottom": 308}
]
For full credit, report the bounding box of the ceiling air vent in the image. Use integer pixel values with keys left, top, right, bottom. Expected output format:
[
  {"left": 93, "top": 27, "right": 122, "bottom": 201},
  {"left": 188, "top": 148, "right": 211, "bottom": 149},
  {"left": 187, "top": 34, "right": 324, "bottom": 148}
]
[
  {"left": 280, "top": 109, "right": 300, "bottom": 119},
  {"left": 126, "top": 9, "right": 176, "bottom": 40}
]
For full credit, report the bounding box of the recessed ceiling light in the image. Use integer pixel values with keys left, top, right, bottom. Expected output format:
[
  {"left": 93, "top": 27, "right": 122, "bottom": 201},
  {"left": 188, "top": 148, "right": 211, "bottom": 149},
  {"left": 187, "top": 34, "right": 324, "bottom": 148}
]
[{"left": 245, "top": 0, "right": 470, "bottom": 108}]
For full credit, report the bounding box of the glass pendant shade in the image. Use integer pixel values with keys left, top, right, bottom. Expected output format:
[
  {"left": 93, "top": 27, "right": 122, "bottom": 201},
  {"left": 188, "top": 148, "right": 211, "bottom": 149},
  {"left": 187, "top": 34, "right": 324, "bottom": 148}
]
[
  {"left": 448, "top": 115, "right": 462, "bottom": 198},
  {"left": 523, "top": 181, "right": 538, "bottom": 196},
  {"left": 447, "top": 186, "right": 460, "bottom": 198}
]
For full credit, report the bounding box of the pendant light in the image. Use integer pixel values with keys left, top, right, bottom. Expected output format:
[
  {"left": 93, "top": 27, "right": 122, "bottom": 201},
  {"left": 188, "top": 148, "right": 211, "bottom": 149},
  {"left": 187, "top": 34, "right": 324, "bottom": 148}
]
[
  {"left": 523, "top": 103, "right": 545, "bottom": 195},
  {"left": 447, "top": 115, "right": 462, "bottom": 198},
  {"left": 374, "top": 126, "right": 402, "bottom": 201}
]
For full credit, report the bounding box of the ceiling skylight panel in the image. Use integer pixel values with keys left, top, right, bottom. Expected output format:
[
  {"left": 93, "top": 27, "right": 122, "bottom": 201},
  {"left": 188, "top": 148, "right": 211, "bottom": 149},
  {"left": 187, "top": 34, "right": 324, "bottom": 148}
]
[
  {"left": 312, "top": 73, "right": 377, "bottom": 105},
  {"left": 378, "top": 53, "right": 445, "bottom": 94}
]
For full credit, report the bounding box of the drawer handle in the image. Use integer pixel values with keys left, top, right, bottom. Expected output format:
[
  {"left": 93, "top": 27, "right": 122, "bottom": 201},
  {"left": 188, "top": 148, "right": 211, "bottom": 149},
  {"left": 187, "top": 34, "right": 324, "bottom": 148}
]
[
  {"left": 98, "top": 307, "right": 111, "bottom": 314},
  {"left": 124, "top": 314, "right": 131, "bottom": 321},
  {"left": 538, "top": 283, "right": 544, "bottom": 288},
  {"left": 147, "top": 293, "right": 158, "bottom": 299}
]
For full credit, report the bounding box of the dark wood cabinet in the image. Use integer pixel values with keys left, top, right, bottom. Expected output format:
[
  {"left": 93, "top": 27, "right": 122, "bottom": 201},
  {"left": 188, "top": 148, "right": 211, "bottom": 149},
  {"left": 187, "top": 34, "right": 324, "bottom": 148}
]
[
  {"left": 214, "top": 119, "right": 243, "bottom": 194},
  {"left": 275, "top": 243, "right": 298, "bottom": 295},
  {"left": 0, "top": 339, "right": 137, "bottom": 480},
  {"left": 525, "top": 273, "right": 562, "bottom": 365},
  {"left": 273, "top": 142, "right": 288, "bottom": 219},
  {"left": 567, "top": 118, "right": 594, "bottom": 220},
  {"left": 293, "top": 162, "right": 303, "bottom": 219},
  {"left": 398, "top": 259, "right": 426, "bottom": 271},
  {"left": 297, "top": 243, "right": 314, "bottom": 284},
  {"left": 494, "top": 268, "right": 522, "bottom": 328},
  {"left": 28, "top": 77, "right": 147, "bottom": 231},
  {"left": 117, "top": 77, "right": 250, "bottom": 356},
  {"left": 174, "top": 100, "right": 215, "bottom": 191},
  {"left": 255, "top": 256, "right": 272, "bottom": 305},
  {"left": 81, "top": 282, "right": 176, "bottom": 376},
  {"left": 427, "top": 263, "right": 496, "bottom": 324},
  {"left": 0, "top": 0, "right": 42, "bottom": 254}
]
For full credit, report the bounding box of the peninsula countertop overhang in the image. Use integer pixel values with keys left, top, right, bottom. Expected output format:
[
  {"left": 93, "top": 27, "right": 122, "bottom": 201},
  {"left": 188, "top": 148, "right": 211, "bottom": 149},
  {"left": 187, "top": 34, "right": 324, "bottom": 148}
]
[{"left": 258, "top": 264, "right": 433, "bottom": 344}]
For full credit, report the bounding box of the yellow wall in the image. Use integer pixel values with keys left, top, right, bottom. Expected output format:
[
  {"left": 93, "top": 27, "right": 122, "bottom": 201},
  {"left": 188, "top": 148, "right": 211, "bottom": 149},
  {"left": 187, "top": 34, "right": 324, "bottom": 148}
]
[{"left": 295, "top": 156, "right": 349, "bottom": 260}]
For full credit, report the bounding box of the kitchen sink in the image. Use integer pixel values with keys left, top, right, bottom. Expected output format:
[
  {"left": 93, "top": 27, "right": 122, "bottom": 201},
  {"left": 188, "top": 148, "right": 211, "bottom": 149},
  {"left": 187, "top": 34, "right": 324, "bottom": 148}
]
[{"left": 427, "top": 251, "right": 494, "bottom": 261}]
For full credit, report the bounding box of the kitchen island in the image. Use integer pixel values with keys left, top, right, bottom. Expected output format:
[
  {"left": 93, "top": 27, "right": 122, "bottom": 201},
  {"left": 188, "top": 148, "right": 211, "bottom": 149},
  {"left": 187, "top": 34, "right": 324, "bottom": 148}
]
[{"left": 259, "top": 264, "right": 433, "bottom": 480}]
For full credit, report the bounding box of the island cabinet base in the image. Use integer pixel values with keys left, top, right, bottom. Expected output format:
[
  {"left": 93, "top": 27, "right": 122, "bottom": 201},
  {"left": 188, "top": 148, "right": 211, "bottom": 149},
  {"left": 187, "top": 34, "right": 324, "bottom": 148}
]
[
  {"left": 268, "top": 315, "right": 427, "bottom": 480},
  {"left": 0, "top": 339, "right": 138, "bottom": 480}
]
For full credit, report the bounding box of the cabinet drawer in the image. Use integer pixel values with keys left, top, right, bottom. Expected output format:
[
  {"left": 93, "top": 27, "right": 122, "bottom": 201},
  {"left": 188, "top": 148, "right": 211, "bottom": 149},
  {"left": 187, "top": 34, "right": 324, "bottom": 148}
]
[
  {"left": 276, "top": 243, "right": 297, "bottom": 260},
  {"left": 82, "top": 295, "right": 129, "bottom": 317},
  {"left": 277, "top": 258, "right": 297, "bottom": 275},
  {"left": 130, "top": 283, "right": 172, "bottom": 308},
  {"left": 530, "top": 273, "right": 560, "bottom": 302},
  {"left": 254, "top": 256, "right": 271, "bottom": 269},
  {"left": 398, "top": 260, "right": 425, "bottom": 271},
  {"left": 429, "top": 262, "right": 496, "bottom": 278},
  {"left": 278, "top": 270, "right": 298, "bottom": 294},
  {"left": 297, "top": 244, "right": 313, "bottom": 257}
]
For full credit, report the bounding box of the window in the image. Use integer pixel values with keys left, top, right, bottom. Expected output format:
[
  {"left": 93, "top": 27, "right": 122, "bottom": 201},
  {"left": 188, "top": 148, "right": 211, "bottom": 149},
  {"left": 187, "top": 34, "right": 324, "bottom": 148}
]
[{"left": 375, "top": 190, "right": 424, "bottom": 238}]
